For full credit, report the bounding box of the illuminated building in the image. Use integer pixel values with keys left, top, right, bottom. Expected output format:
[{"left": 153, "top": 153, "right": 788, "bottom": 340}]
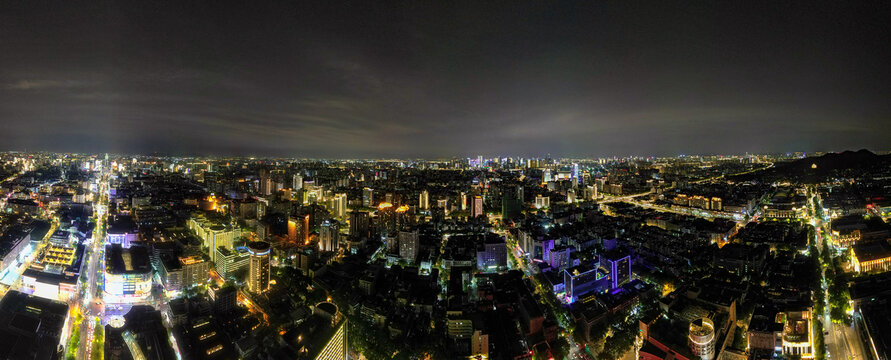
[
  {"left": 472, "top": 195, "right": 484, "bottom": 217},
  {"left": 22, "top": 242, "right": 84, "bottom": 301},
  {"left": 852, "top": 240, "right": 891, "bottom": 273},
  {"left": 362, "top": 187, "right": 373, "bottom": 207},
  {"left": 419, "top": 189, "right": 429, "bottom": 210},
  {"left": 330, "top": 193, "right": 347, "bottom": 219},
  {"left": 437, "top": 199, "right": 449, "bottom": 214},
  {"left": 398, "top": 230, "right": 419, "bottom": 262},
  {"left": 534, "top": 195, "right": 550, "bottom": 209},
  {"left": 461, "top": 192, "right": 467, "bottom": 210},
  {"left": 319, "top": 220, "right": 340, "bottom": 252},
  {"left": 215, "top": 246, "right": 249, "bottom": 279},
  {"left": 188, "top": 213, "right": 242, "bottom": 263},
  {"left": 104, "top": 244, "right": 153, "bottom": 303},
  {"left": 106, "top": 215, "right": 138, "bottom": 248},
  {"left": 471, "top": 329, "right": 489, "bottom": 359},
  {"left": 563, "top": 264, "right": 608, "bottom": 303},
  {"left": 0, "top": 228, "right": 31, "bottom": 277},
  {"left": 688, "top": 318, "right": 716, "bottom": 360},
  {"left": 602, "top": 252, "right": 632, "bottom": 289},
  {"left": 247, "top": 241, "right": 271, "bottom": 293},
  {"left": 476, "top": 234, "right": 507, "bottom": 271},
  {"left": 780, "top": 310, "right": 814, "bottom": 358},
  {"left": 293, "top": 173, "right": 303, "bottom": 190},
  {"left": 283, "top": 302, "right": 348, "bottom": 360}
]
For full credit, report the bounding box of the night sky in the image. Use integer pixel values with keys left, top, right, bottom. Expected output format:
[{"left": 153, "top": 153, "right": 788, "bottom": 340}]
[{"left": 2, "top": 1, "right": 890, "bottom": 158}]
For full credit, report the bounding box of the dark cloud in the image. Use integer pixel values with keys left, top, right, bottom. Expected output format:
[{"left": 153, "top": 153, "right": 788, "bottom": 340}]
[{"left": 1, "top": 1, "right": 890, "bottom": 157}]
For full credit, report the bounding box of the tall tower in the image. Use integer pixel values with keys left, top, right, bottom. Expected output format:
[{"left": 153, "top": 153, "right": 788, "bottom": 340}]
[
  {"left": 247, "top": 241, "right": 271, "bottom": 293},
  {"left": 419, "top": 190, "right": 430, "bottom": 210},
  {"left": 292, "top": 173, "right": 303, "bottom": 190},
  {"left": 472, "top": 195, "right": 484, "bottom": 218},
  {"left": 319, "top": 220, "right": 340, "bottom": 252}
]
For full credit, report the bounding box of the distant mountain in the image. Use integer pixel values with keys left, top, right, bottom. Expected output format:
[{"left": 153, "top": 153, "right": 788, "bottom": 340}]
[{"left": 734, "top": 149, "right": 891, "bottom": 182}]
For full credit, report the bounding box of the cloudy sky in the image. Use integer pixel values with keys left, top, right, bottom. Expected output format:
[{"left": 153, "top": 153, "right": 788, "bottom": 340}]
[{"left": 1, "top": 1, "right": 889, "bottom": 158}]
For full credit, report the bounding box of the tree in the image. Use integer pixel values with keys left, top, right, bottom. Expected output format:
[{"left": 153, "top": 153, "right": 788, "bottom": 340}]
[{"left": 92, "top": 318, "right": 104, "bottom": 360}]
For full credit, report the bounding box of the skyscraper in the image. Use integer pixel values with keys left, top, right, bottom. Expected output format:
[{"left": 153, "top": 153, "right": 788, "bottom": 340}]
[
  {"left": 319, "top": 220, "right": 340, "bottom": 252},
  {"left": 331, "top": 193, "right": 347, "bottom": 219},
  {"left": 472, "top": 195, "right": 484, "bottom": 218},
  {"left": 398, "top": 230, "right": 419, "bottom": 262},
  {"left": 292, "top": 173, "right": 303, "bottom": 190},
  {"left": 362, "top": 187, "right": 374, "bottom": 207},
  {"left": 247, "top": 241, "right": 271, "bottom": 293},
  {"left": 419, "top": 189, "right": 429, "bottom": 210}
]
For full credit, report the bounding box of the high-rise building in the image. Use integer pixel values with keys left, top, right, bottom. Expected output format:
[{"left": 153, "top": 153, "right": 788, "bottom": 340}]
[
  {"left": 476, "top": 235, "right": 507, "bottom": 271},
  {"left": 284, "top": 302, "right": 348, "bottom": 360},
  {"left": 398, "top": 230, "right": 419, "bottom": 262},
  {"left": 349, "top": 210, "right": 369, "bottom": 237},
  {"left": 215, "top": 247, "right": 249, "bottom": 280},
  {"left": 419, "top": 190, "right": 430, "bottom": 210},
  {"left": 319, "top": 220, "right": 340, "bottom": 252},
  {"left": 188, "top": 213, "right": 242, "bottom": 263},
  {"left": 332, "top": 193, "right": 348, "bottom": 219},
  {"left": 472, "top": 195, "right": 484, "bottom": 218},
  {"left": 461, "top": 192, "right": 467, "bottom": 210},
  {"left": 501, "top": 185, "right": 524, "bottom": 219},
  {"left": 602, "top": 252, "right": 632, "bottom": 289},
  {"left": 534, "top": 195, "right": 550, "bottom": 209},
  {"left": 292, "top": 173, "right": 303, "bottom": 190},
  {"left": 362, "top": 187, "right": 374, "bottom": 207},
  {"left": 247, "top": 241, "right": 271, "bottom": 293}
]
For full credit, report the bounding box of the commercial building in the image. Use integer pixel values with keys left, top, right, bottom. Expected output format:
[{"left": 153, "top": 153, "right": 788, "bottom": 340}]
[
  {"left": 21, "top": 243, "right": 84, "bottom": 301},
  {"left": 104, "top": 244, "right": 153, "bottom": 303},
  {"left": 247, "top": 241, "right": 271, "bottom": 293},
  {"left": 362, "top": 187, "right": 374, "bottom": 207},
  {"left": 563, "top": 264, "right": 608, "bottom": 303},
  {"left": 852, "top": 240, "right": 891, "bottom": 273}
]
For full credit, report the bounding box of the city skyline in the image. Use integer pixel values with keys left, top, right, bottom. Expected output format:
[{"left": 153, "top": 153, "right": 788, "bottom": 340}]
[{"left": 2, "top": 1, "right": 891, "bottom": 157}]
